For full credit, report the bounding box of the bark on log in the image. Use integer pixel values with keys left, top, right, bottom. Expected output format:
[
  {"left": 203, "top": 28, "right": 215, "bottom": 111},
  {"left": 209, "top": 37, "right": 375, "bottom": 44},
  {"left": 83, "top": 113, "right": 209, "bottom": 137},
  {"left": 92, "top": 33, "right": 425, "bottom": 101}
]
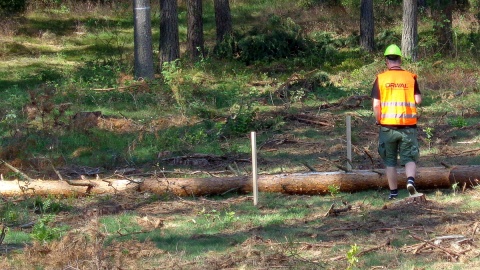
[
  {"left": 0, "top": 165, "right": 479, "bottom": 197},
  {"left": 0, "top": 179, "right": 135, "bottom": 197},
  {"left": 141, "top": 165, "right": 480, "bottom": 196}
]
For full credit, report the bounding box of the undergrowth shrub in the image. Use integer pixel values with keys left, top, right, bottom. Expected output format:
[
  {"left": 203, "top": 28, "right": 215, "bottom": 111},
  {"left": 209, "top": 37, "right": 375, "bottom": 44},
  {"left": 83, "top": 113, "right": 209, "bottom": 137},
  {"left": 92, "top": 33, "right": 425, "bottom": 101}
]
[
  {"left": 237, "top": 15, "right": 313, "bottom": 64},
  {"left": 30, "top": 198, "right": 68, "bottom": 243},
  {"left": 309, "top": 32, "right": 340, "bottom": 63},
  {"left": 221, "top": 104, "right": 258, "bottom": 137},
  {"left": 31, "top": 214, "right": 63, "bottom": 242},
  {"left": 0, "top": 0, "right": 26, "bottom": 13},
  {"left": 74, "top": 60, "right": 122, "bottom": 88},
  {"left": 297, "top": 0, "right": 321, "bottom": 9},
  {"left": 457, "top": 29, "right": 480, "bottom": 56},
  {"left": 375, "top": 30, "right": 400, "bottom": 52},
  {"left": 32, "top": 196, "right": 70, "bottom": 214},
  {"left": 213, "top": 35, "right": 237, "bottom": 59}
]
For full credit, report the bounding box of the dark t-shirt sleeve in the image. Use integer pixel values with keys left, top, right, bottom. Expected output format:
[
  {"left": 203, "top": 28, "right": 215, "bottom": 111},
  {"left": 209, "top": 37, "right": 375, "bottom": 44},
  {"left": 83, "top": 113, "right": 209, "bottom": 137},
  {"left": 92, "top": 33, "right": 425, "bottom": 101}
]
[
  {"left": 371, "top": 78, "right": 379, "bottom": 99},
  {"left": 414, "top": 79, "right": 421, "bottom": 95}
]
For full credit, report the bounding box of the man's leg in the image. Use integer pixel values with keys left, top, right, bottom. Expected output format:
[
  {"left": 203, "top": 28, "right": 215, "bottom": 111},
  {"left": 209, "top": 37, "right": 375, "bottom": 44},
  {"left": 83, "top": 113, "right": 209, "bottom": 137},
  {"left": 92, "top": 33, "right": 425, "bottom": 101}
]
[
  {"left": 405, "top": 161, "right": 416, "bottom": 178},
  {"left": 386, "top": 166, "right": 398, "bottom": 190},
  {"left": 386, "top": 166, "right": 398, "bottom": 199},
  {"left": 405, "top": 161, "right": 417, "bottom": 195}
]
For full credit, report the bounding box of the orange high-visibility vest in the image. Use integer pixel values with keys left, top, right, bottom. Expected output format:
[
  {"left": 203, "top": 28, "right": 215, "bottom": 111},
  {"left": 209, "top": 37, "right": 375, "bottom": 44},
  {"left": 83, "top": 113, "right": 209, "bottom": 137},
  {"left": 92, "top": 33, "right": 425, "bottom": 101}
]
[{"left": 377, "top": 70, "right": 418, "bottom": 125}]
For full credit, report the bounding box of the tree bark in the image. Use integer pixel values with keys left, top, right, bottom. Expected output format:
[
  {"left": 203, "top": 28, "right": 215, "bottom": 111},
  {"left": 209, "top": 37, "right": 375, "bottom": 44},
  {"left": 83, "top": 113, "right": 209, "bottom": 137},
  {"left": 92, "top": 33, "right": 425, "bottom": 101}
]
[
  {"left": 214, "top": 0, "right": 232, "bottom": 43},
  {"left": 402, "top": 0, "right": 418, "bottom": 61},
  {"left": 135, "top": 165, "right": 480, "bottom": 195},
  {"left": 1, "top": 166, "right": 478, "bottom": 197},
  {"left": 133, "top": 0, "right": 154, "bottom": 80},
  {"left": 159, "top": 0, "right": 180, "bottom": 68},
  {"left": 186, "top": 0, "right": 205, "bottom": 61},
  {"left": 360, "top": 0, "right": 374, "bottom": 52},
  {"left": 0, "top": 179, "right": 134, "bottom": 197},
  {"left": 432, "top": 0, "right": 454, "bottom": 53}
]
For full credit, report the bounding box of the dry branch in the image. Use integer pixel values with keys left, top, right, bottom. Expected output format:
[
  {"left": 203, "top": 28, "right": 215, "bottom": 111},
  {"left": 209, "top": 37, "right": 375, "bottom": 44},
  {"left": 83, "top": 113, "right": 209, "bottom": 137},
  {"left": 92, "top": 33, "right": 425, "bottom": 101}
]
[
  {"left": 0, "top": 225, "right": 6, "bottom": 245},
  {"left": 472, "top": 222, "right": 479, "bottom": 237},
  {"left": 50, "top": 161, "right": 96, "bottom": 193},
  {"left": 324, "top": 203, "right": 352, "bottom": 217},
  {"left": 290, "top": 114, "right": 334, "bottom": 127},
  {"left": 0, "top": 159, "right": 34, "bottom": 182},
  {"left": 356, "top": 239, "right": 390, "bottom": 257},
  {"left": 410, "top": 234, "right": 461, "bottom": 261}
]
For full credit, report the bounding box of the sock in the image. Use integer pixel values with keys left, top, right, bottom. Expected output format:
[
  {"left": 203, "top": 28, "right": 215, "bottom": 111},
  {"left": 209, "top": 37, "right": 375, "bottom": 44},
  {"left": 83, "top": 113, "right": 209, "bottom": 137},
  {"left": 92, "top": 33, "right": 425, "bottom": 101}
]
[
  {"left": 389, "top": 189, "right": 398, "bottom": 199},
  {"left": 407, "top": 177, "right": 415, "bottom": 184}
]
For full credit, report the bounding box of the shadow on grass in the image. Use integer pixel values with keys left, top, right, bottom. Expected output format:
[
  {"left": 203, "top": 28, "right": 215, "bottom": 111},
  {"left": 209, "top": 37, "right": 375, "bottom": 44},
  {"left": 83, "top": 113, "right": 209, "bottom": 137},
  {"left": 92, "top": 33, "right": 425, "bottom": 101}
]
[{"left": 127, "top": 191, "right": 479, "bottom": 259}]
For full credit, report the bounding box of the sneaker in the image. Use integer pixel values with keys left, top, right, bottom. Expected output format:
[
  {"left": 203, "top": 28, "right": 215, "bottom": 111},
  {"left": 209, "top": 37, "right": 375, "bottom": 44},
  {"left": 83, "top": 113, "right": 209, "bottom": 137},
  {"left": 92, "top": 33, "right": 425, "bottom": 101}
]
[
  {"left": 407, "top": 180, "right": 417, "bottom": 195},
  {"left": 388, "top": 193, "right": 398, "bottom": 200}
]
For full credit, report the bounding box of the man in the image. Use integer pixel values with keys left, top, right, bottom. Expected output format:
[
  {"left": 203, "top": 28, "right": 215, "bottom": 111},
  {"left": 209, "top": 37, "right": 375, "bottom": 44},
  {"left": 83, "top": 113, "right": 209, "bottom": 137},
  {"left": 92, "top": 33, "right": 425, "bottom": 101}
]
[{"left": 371, "top": 44, "right": 422, "bottom": 200}]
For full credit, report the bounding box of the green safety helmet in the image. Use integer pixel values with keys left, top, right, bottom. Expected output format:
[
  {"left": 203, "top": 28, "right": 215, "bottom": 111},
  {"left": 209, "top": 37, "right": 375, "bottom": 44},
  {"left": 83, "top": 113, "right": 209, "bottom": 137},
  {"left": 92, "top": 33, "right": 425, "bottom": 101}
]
[{"left": 384, "top": 44, "right": 402, "bottom": 57}]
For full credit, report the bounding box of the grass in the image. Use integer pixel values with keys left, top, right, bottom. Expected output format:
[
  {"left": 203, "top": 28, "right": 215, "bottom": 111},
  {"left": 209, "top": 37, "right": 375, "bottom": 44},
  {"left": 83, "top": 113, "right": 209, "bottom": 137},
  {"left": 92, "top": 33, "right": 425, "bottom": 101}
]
[
  {"left": 1, "top": 0, "right": 480, "bottom": 268},
  {"left": 0, "top": 187, "right": 479, "bottom": 268}
]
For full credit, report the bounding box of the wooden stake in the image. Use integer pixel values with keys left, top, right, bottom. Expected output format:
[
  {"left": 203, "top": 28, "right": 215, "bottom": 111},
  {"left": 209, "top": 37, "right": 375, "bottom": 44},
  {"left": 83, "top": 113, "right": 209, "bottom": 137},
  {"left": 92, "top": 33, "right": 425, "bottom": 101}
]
[
  {"left": 346, "top": 115, "right": 352, "bottom": 171},
  {"left": 251, "top": 131, "right": 258, "bottom": 206}
]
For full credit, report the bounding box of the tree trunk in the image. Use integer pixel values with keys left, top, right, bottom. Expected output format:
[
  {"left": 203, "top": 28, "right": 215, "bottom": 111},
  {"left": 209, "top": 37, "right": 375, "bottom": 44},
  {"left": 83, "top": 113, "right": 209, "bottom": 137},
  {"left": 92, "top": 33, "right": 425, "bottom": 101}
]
[
  {"left": 159, "top": 0, "right": 180, "bottom": 68},
  {"left": 360, "top": 0, "right": 374, "bottom": 52},
  {"left": 186, "top": 0, "right": 205, "bottom": 61},
  {"left": 0, "top": 179, "right": 134, "bottom": 197},
  {"left": 402, "top": 0, "right": 418, "bottom": 61},
  {"left": 214, "top": 0, "right": 232, "bottom": 43},
  {"left": 133, "top": 0, "right": 154, "bottom": 80},
  {"left": 2, "top": 166, "right": 478, "bottom": 197},
  {"left": 141, "top": 165, "right": 480, "bottom": 196},
  {"left": 432, "top": 0, "right": 454, "bottom": 53}
]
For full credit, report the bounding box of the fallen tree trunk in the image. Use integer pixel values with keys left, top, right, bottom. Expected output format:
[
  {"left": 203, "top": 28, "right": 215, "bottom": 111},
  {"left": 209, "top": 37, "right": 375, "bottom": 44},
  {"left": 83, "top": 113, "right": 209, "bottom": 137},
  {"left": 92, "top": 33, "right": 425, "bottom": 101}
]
[
  {"left": 0, "top": 165, "right": 479, "bottom": 197},
  {"left": 0, "top": 179, "right": 135, "bottom": 197},
  {"left": 141, "top": 165, "right": 480, "bottom": 196}
]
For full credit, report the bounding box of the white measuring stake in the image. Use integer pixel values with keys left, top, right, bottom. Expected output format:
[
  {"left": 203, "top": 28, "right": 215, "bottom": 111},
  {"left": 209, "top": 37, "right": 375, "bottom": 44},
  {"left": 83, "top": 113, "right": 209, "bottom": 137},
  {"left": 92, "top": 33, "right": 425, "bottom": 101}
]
[
  {"left": 251, "top": 131, "right": 258, "bottom": 206},
  {"left": 346, "top": 115, "right": 352, "bottom": 171}
]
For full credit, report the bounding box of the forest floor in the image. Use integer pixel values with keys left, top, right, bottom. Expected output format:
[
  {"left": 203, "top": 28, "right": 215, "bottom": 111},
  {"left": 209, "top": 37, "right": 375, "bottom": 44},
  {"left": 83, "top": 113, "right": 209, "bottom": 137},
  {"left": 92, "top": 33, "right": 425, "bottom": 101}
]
[{"left": 1, "top": 103, "right": 479, "bottom": 270}]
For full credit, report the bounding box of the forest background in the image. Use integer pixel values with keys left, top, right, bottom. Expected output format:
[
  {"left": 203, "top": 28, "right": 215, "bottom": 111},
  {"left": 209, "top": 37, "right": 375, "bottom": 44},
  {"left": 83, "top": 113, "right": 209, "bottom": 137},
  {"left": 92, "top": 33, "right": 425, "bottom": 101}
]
[{"left": 0, "top": 0, "right": 480, "bottom": 269}]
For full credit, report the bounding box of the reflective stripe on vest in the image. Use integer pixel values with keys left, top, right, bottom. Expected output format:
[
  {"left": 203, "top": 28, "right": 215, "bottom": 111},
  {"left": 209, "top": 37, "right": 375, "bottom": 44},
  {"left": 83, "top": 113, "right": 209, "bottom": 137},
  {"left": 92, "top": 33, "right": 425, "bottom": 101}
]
[{"left": 377, "top": 70, "right": 418, "bottom": 125}]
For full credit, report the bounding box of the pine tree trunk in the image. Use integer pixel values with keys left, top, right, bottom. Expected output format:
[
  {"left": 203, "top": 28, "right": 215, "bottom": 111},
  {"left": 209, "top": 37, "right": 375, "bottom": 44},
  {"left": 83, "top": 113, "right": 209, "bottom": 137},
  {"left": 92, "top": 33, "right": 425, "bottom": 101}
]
[
  {"left": 433, "top": 0, "right": 454, "bottom": 53},
  {"left": 159, "top": 0, "right": 180, "bottom": 68},
  {"left": 402, "top": 0, "right": 418, "bottom": 61},
  {"left": 2, "top": 166, "right": 478, "bottom": 197},
  {"left": 360, "top": 0, "right": 374, "bottom": 52},
  {"left": 141, "top": 165, "right": 480, "bottom": 196},
  {"left": 214, "top": 0, "right": 232, "bottom": 43},
  {"left": 186, "top": 0, "right": 205, "bottom": 61}
]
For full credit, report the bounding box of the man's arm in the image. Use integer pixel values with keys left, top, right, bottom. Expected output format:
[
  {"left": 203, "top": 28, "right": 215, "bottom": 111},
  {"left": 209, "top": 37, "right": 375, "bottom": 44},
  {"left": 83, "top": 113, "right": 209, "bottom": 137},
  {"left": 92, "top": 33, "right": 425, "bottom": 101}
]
[
  {"left": 415, "top": 94, "right": 422, "bottom": 105},
  {"left": 371, "top": 78, "right": 381, "bottom": 123},
  {"left": 373, "top": 98, "right": 381, "bottom": 123},
  {"left": 414, "top": 78, "right": 421, "bottom": 105}
]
